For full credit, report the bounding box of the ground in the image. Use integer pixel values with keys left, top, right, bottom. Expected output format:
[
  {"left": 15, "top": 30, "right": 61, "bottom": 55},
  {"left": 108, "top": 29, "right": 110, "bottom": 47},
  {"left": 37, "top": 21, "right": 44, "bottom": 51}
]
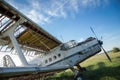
[{"left": 42, "top": 52, "right": 120, "bottom": 80}]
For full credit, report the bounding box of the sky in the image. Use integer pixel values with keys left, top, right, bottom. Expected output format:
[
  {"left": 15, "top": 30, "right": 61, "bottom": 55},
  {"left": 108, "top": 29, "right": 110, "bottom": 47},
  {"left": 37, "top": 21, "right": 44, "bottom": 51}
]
[{"left": 5, "top": 0, "right": 120, "bottom": 51}]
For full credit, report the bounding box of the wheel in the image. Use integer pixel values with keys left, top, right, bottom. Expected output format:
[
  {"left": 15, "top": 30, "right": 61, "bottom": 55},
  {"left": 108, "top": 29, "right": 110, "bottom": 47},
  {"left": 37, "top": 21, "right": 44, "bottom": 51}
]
[
  {"left": 74, "top": 74, "right": 83, "bottom": 80},
  {"left": 77, "top": 77, "right": 82, "bottom": 80}
]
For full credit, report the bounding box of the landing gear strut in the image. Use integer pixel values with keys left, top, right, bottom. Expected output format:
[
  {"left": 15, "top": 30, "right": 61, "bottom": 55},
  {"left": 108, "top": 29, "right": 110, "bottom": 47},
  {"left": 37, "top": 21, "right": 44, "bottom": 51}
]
[
  {"left": 70, "top": 67, "right": 83, "bottom": 80},
  {"left": 70, "top": 64, "right": 86, "bottom": 80},
  {"left": 76, "top": 64, "right": 86, "bottom": 72}
]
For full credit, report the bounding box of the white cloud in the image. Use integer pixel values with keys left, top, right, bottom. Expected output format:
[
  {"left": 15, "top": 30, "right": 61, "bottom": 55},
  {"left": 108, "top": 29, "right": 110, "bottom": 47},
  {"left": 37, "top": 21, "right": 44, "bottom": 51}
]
[
  {"left": 81, "top": 0, "right": 108, "bottom": 7},
  {"left": 5, "top": 0, "right": 109, "bottom": 25},
  {"left": 30, "top": 0, "right": 41, "bottom": 9},
  {"left": 28, "top": 10, "right": 45, "bottom": 24},
  {"left": 44, "top": 0, "right": 68, "bottom": 19}
]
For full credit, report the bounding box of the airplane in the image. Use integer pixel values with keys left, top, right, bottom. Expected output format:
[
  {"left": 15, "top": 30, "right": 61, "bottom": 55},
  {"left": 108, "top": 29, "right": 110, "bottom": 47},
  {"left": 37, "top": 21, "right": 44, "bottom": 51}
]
[{"left": 0, "top": 0, "right": 111, "bottom": 80}]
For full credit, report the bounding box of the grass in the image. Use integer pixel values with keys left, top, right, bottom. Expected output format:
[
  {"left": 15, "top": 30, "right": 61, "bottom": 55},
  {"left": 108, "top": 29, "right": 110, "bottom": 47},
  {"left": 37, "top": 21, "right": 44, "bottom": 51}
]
[
  {"left": 81, "top": 52, "right": 120, "bottom": 80},
  {"left": 42, "top": 52, "right": 120, "bottom": 80}
]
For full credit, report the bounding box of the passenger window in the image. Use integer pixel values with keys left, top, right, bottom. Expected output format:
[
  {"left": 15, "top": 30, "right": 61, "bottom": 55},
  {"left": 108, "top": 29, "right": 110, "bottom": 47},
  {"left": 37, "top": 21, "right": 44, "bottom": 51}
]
[
  {"left": 58, "top": 54, "right": 61, "bottom": 57},
  {"left": 49, "top": 58, "right": 52, "bottom": 62},
  {"left": 45, "top": 60, "right": 48, "bottom": 63},
  {"left": 53, "top": 56, "right": 57, "bottom": 59}
]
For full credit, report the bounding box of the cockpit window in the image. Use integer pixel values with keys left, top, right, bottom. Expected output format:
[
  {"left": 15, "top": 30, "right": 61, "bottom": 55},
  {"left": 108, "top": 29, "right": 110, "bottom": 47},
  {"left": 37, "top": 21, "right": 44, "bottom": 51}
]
[{"left": 60, "top": 40, "right": 78, "bottom": 50}]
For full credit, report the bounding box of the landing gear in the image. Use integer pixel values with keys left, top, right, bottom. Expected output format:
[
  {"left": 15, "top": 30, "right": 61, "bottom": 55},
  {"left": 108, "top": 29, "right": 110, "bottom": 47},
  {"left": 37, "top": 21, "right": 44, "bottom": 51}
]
[
  {"left": 70, "top": 67, "right": 83, "bottom": 80},
  {"left": 74, "top": 72, "right": 83, "bottom": 80},
  {"left": 76, "top": 64, "right": 86, "bottom": 72},
  {"left": 70, "top": 64, "right": 86, "bottom": 80}
]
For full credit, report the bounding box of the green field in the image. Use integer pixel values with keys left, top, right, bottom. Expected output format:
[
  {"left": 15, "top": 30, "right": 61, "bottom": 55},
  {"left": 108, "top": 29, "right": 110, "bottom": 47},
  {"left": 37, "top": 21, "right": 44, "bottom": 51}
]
[{"left": 43, "top": 52, "right": 120, "bottom": 80}]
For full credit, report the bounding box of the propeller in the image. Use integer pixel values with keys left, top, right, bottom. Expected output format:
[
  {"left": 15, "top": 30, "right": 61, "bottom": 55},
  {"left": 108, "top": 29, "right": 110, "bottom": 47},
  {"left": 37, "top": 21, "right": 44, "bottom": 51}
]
[{"left": 90, "top": 27, "right": 112, "bottom": 62}]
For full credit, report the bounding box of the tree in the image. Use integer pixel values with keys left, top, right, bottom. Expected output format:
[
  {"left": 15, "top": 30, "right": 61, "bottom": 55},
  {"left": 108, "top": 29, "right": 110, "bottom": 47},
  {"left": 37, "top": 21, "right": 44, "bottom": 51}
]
[{"left": 112, "top": 47, "right": 120, "bottom": 53}]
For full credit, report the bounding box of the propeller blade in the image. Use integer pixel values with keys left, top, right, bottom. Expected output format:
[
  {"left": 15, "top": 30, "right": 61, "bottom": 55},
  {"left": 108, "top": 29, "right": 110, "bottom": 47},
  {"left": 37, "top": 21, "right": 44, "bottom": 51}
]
[
  {"left": 90, "top": 27, "right": 112, "bottom": 62},
  {"left": 101, "top": 46, "right": 112, "bottom": 62},
  {"left": 90, "top": 27, "right": 98, "bottom": 39}
]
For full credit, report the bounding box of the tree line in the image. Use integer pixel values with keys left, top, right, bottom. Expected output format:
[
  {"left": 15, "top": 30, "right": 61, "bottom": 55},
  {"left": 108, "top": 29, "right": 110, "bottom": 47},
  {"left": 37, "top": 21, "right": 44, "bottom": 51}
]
[{"left": 112, "top": 47, "right": 120, "bottom": 53}]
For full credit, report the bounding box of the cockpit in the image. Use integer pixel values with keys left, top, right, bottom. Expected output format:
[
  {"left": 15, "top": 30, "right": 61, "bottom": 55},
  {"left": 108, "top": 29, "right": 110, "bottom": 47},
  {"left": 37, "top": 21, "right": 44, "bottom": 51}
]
[
  {"left": 60, "top": 40, "right": 78, "bottom": 50},
  {"left": 60, "top": 37, "right": 96, "bottom": 51}
]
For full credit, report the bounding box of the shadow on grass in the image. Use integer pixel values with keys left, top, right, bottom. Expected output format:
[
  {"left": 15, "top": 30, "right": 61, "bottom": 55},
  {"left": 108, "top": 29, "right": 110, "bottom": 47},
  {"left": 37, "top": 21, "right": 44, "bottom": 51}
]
[
  {"left": 42, "top": 62, "right": 120, "bottom": 80},
  {"left": 116, "top": 56, "right": 120, "bottom": 59},
  {"left": 83, "top": 62, "right": 120, "bottom": 80},
  {"left": 44, "top": 72, "right": 74, "bottom": 80}
]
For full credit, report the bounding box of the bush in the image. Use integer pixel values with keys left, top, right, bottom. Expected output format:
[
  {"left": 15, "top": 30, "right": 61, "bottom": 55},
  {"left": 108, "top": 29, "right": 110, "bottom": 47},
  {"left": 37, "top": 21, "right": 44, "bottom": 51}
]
[{"left": 112, "top": 47, "right": 120, "bottom": 53}]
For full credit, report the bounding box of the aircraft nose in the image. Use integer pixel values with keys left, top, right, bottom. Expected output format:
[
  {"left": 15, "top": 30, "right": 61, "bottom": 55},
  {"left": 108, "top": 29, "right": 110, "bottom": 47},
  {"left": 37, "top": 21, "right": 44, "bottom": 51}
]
[{"left": 98, "top": 40, "right": 103, "bottom": 45}]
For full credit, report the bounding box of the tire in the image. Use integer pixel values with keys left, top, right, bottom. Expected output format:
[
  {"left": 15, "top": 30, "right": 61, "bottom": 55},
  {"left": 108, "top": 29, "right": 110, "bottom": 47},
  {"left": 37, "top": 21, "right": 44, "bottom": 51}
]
[
  {"left": 74, "top": 74, "right": 83, "bottom": 80},
  {"left": 77, "top": 77, "right": 82, "bottom": 80}
]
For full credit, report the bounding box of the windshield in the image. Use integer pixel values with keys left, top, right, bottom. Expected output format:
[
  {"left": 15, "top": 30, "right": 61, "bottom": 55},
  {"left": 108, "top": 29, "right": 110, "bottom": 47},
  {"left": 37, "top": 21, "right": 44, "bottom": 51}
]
[{"left": 61, "top": 40, "right": 77, "bottom": 50}]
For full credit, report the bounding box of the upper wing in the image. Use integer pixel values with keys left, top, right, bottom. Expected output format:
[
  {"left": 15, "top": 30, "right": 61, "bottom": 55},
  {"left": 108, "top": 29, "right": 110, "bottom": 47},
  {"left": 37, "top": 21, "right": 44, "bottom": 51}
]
[{"left": 0, "top": 0, "right": 61, "bottom": 52}]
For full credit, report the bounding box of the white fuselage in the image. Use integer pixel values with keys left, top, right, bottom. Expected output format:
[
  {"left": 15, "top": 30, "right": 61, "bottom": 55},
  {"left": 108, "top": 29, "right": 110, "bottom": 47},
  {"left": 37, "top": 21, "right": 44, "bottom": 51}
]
[{"left": 29, "top": 38, "right": 101, "bottom": 67}]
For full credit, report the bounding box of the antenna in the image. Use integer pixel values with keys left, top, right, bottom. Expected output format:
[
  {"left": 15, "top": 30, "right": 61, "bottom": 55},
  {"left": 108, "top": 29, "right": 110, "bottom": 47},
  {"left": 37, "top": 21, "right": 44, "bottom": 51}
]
[{"left": 60, "top": 35, "right": 65, "bottom": 43}]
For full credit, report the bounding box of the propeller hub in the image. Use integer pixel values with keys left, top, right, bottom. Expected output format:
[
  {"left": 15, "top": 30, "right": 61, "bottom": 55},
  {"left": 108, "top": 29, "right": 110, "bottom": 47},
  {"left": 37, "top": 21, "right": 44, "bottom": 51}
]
[{"left": 98, "top": 40, "right": 103, "bottom": 45}]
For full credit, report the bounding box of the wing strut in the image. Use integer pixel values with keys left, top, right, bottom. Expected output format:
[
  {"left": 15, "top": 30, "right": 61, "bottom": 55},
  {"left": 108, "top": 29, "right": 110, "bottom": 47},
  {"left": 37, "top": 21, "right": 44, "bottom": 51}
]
[
  {"left": 9, "top": 32, "right": 28, "bottom": 66},
  {"left": 6, "top": 18, "right": 29, "bottom": 67}
]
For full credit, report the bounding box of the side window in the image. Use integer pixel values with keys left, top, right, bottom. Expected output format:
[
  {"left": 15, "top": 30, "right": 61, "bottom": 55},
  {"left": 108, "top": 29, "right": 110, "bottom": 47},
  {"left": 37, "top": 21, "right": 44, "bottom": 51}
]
[
  {"left": 53, "top": 56, "right": 57, "bottom": 59},
  {"left": 45, "top": 60, "right": 48, "bottom": 63},
  {"left": 58, "top": 53, "right": 61, "bottom": 57},
  {"left": 49, "top": 58, "right": 52, "bottom": 62}
]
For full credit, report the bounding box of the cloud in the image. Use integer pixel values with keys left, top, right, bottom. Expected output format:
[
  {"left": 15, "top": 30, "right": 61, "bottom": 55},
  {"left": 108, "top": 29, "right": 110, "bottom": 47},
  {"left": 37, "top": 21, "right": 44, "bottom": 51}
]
[
  {"left": 27, "top": 10, "right": 48, "bottom": 24},
  {"left": 81, "top": 0, "right": 109, "bottom": 7},
  {"left": 5, "top": 0, "right": 109, "bottom": 25}
]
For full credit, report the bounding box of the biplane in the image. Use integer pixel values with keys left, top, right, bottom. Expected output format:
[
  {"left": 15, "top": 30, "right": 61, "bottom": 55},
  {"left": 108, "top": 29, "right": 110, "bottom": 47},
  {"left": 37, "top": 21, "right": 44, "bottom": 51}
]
[{"left": 0, "top": 1, "right": 111, "bottom": 80}]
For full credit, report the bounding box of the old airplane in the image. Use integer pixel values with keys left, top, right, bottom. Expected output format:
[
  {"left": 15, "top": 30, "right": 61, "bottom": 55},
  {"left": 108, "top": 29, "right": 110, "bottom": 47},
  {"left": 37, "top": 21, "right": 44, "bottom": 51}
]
[{"left": 0, "top": 0, "right": 111, "bottom": 80}]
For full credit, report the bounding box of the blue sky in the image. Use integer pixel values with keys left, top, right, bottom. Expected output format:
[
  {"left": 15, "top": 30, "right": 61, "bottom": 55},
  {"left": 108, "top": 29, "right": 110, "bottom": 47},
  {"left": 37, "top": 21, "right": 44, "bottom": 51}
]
[{"left": 5, "top": 0, "right": 120, "bottom": 51}]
